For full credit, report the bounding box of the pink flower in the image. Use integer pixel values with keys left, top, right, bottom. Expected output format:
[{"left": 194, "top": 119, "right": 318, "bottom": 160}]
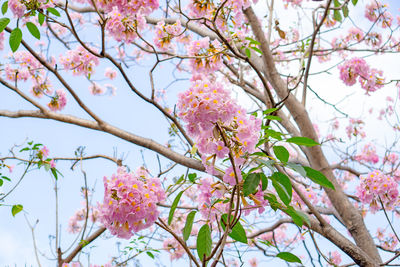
[
  {"left": 48, "top": 90, "right": 67, "bottom": 111},
  {"left": 356, "top": 170, "right": 399, "bottom": 213},
  {"left": 98, "top": 167, "right": 165, "bottom": 239},
  {"left": 40, "top": 146, "right": 50, "bottom": 158},
  {"left": 354, "top": 143, "right": 379, "bottom": 164},
  {"left": 104, "top": 68, "right": 117, "bottom": 80},
  {"left": 249, "top": 257, "right": 258, "bottom": 267},
  {"left": 60, "top": 46, "right": 99, "bottom": 76},
  {"left": 328, "top": 251, "right": 342, "bottom": 266}
]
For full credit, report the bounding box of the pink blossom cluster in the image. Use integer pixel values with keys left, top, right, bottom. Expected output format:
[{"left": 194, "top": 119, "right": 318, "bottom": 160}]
[
  {"left": 327, "top": 251, "right": 342, "bottom": 266},
  {"left": 98, "top": 167, "right": 166, "bottom": 239},
  {"left": 154, "top": 20, "right": 183, "bottom": 52},
  {"left": 177, "top": 76, "right": 261, "bottom": 182},
  {"left": 62, "top": 262, "right": 113, "bottom": 267},
  {"left": 376, "top": 228, "right": 399, "bottom": 250},
  {"left": 9, "top": 0, "right": 54, "bottom": 18},
  {"left": 105, "top": 7, "right": 147, "bottom": 43},
  {"left": 48, "top": 90, "right": 68, "bottom": 111},
  {"left": 354, "top": 143, "right": 379, "bottom": 164},
  {"left": 345, "top": 118, "right": 366, "bottom": 139},
  {"left": 197, "top": 178, "right": 229, "bottom": 220},
  {"left": 96, "top": 0, "right": 158, "bottom": 15},
  {"left": 187, "top": 37, "right": 225, "bottom": 74},
  {"left": 104, "top": 68, "right": 117, "bottom": 80},
  {"left": 60, "top": 46, "right": 100, "bottom": 76},
  {"left": 68, "top": 194, "right": 100, "bottom": 234},
  {"left": 338, "top": 57, "right": 384, "bottom": 93},
  {"left": 4, "top": 51, "right": 55, "bottom": 98},
  {"left": 356, "top": 170, "right": 399, "bottom": 213},
  {"left": 365, "top": 1, "right": 393, "bottom": 28},
  {"left": 384, "top": 153, "right": 399, "bottom": 165},
  {"left": 163, "top": 238, "right": 185, "bottom": 261}
]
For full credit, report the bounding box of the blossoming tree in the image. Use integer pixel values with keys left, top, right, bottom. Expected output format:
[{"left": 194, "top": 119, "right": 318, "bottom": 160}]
[{"left": 0, "top": 0, "right": 399, "bottom": 266}]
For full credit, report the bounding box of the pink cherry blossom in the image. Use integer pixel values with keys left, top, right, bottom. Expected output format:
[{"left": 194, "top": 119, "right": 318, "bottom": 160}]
[
  {"left": 48, "top": 90, "right": 67, "bottom": 111},
  {"left": 98, "top": 167, "right": 165, "bottom": 239}
]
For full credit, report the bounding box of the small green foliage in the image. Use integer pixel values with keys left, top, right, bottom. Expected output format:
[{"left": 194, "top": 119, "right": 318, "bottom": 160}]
[
  {"left": 243, "top": 173, "right": 261, "bottom": 196},
  {"left": 47, "top": 7, "right": 60, "bottom": 17},
  {"left": 183, "top": 211, "right": 196, "bottom": 241},
  {"left": 220, "top": 214, "right": 248, "bottom": 244},
  {"left": 9, "top": 27, "right": 22, "bottom": 52},
  {"left": 26, "top": 22, "right": 40, "bottom": 39},
  {"left": 0, "top": 17, "right": 10, "bottom": 33},
  {"left": 168, "top": 191, "right": 184, "bottom": 225},
  {"left": 11, "top": 204, "right": 23, "bottom": 217},
  {"left": 276, "top": 252, "right": 302, "bottom": 263},
  {"left": 1, "top": 1, "right": 8, "bottom": 15},
  {"left": 197, "top": 224, "right": 212, "bottom": 261}
]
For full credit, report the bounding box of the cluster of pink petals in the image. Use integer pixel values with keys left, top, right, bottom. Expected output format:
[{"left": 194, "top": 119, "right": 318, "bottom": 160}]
[
  {"left": 354, "top": 143, "right": 379, "bottom": 164},
  {"left": 60, "top": 46, "right": 100, "bottom": 76},
  {"left": 356, "top": 170, "right": 399, "bottom": 213},
  {"left": 328, "top": 251, "right": 342, "bottom": 266},
  {"left": 384, "top": 153, "right": 399, "bottom": 165},
  {"left": 163, "top": 238, "right": 185, "bottom": 260},
  {"left": 105, "top": 7, "right": 147, "bottom": 43},
  {"left": 187, "top": 37, "right": 225, "bottom": 74},
  {"left": 197, "top": 178, "right": 229, "bottom": 220},
  {"left": 9, "top": 0, "right": 54, "bottom": 18},
  {"left": 177, "top": 76, "right": 261, "bottom": 182},
  {"left": 98, "top": 167, "right": 165, "bottom": 239},
  {"left": 365, "top": 1, "right": 393, "bottom": 28},
  {"left": 345, "top": 118, "right": 366, "bottom": 139},
  {"left": 48, "top": 90, "right": 67, "bottom": 111},
  {"left": 68, "top": 204, "right": 100, "bottom": 234},
  {"left": 62, "top": 262, "right": 113, "bottom": 267},
  {"left": 154, "top": 20, "right": 183, "bottom": 52},
  {"left": 338, "top": 57, "right": 384, "bottom": 93},
  {"left": 104, "top": 68, "right": 117, "bottom": 80},
  {"left": 376, "top": 228, "right": 399, "bottom": 250},
  {"left": 96, "top": 0, "right": 158, "bottom": 15}
]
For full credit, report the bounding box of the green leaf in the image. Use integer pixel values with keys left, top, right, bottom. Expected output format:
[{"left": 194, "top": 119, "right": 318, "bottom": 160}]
[
  {"left": 303, "top": 166, "right": 334, "bottom": 189},
  {"left": 9, "top": 27, "right": 22, "bottom": 52},
  {"left": 146, "top": 251, "right": 155, "bottom": 259},
  {"left": 286, "top": 136, "right": 319, "bottom": 147},
  {"left": 333, "top": 0, "right": 340, "bottom": 7},
  {"left": 243, "top": 173, "right": 261, "bottom": 196},
  {"left": 245, "top": 48, "right": 251, "bottom": 58},
  {"left": 0, "top": 179, "right": 3, "bottom": 187},
  {"left": 0, "top": 17, "right": 10, "bottom": 33},
  {"left": 286, "top": 162, "right": 307, "bottom": 177},
  {"left": 342, "top": 4, "right": 349, "bottom": 17},
  {"left": 2, "top": 175, "right": 11, "bottom": 181},
  {"left": 26, "top": 22, "right": 40, "bottom": 39},
  {"left": 273, "top": 146, "right": 289, "bottom": 162},
  {"left": 250, "top": 46, "right": 262, "bottom": 54},
  {"left": 168, "top": 191, "right": 184, "bottom": 225},
  {"left": 2, "top": 1, "right": 8, "bottom": 15},
  {"left": 351, "top": 0, "right": 358, "bottom": 5},
  {"left": 265, "top": 115, "right": 282, "bottom": 121},
  {"left": 286, "top": 206, "right": 304, "bottom": 227},
  {"left": 263, "top": 108, "right": 278, "bottom": 114},
  {"left": 188, "top": 173, "right": 197, "bottom": 183},
  {"left": 183, "top": 211, "right": 196, "bottom": 241},
  {"left": 38, "top": 12, "right": 45, "bottom": 26},
  {"left": 261, "top": 173, "right": 268, "bottom": 191},
  {"left": 271, "top": 172, "right": 292, "bottom": 206},
  {"left": 220, "top": 214, "right": 248, "bottom": 244},
  {"left": 264, "top": 129, "right": 283, "bottom": 140},
  {"left": 11, "top": 204, "right": 23, "bottom": 217},
  {"left": 197, "top": 224, "right": 212, "bottom": 261},
  {"left": 47, "top": 7, "right": 60, "bottom": 17},
  {"left": 333, "top": 9, "right": 342, "bottom": 22},
  {"left": 265, "top": 193, "right": 281, "bottom": 211},
  {"left": 276, "top": 252, "right": 302, "bottom": 263},
  {"left": 245, "top": 37, "right": 261, "bottom": 45}
]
